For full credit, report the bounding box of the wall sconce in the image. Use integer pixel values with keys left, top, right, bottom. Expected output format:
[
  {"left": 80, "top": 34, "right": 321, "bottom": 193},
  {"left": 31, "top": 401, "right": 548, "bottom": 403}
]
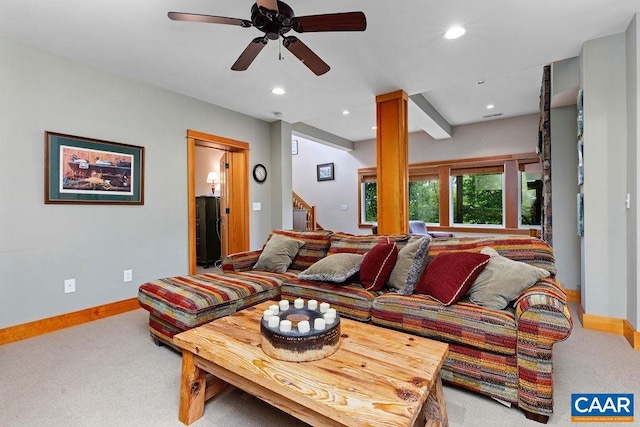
[{"left": 206, "top": 171, "right": 219, "bottom": 195}]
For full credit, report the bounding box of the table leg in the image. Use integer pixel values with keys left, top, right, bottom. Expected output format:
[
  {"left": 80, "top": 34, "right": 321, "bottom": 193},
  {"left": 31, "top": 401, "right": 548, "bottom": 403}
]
[
  {"left": 178, "top": 351, "right": 206, "bottom": 425},
  {"left": 423, "top": 374, "right": 448, "bottom": 427}
]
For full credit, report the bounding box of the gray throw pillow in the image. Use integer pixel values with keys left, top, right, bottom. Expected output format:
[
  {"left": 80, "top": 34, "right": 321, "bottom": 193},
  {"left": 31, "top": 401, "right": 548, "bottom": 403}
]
[
  {"left": 298, "top": 253, "right": 364, "bottom": 283},
  {"left": 388, "top": 236, "right": 431, "bottom": 293},
  {"left": 253, "top": 234, "right": 305, "bottom": 273},
  {"left": 467, "top": 246, "right": 551, "bottom": 310}
]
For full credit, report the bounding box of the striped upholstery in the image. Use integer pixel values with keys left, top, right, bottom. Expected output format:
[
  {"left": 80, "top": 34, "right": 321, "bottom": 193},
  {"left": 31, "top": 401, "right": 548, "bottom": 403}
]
[
  {"left": 221, "top": 250, "right": 262, "bottom": 272},
  {"left": 281, "top": 279, "right": 378, "bottom": 322},
  {"left": 428, "top": 236, "right": 557, "bottom": 275},
  {"left": 328, "top": 232, "right": 410, "bottom": 255},
  {"left": 268, "top": 230, "right": 333, "bottom": 272},
  {"left": 138, "top": 271, "right": 287, "bottom": 330},
  {"left": 372, "top": 293, "right": 517, "bottom": 355}
]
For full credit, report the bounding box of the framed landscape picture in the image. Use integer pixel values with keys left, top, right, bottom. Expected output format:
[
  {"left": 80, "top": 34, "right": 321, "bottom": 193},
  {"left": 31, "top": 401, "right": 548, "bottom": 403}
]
[
  {"left": 45, "top": 131, "right": 145, "bottom": 204},
  {"left": 317, "top": 162, "right": 334, "bottom": 181}
]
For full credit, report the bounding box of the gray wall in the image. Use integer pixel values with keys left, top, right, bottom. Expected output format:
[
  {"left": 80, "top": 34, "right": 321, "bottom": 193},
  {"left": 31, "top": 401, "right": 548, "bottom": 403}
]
[
  {"left": 627, "top": 14, "right": 640, "bottom": 330},
  {"left": 580, "top": 33, "right": 629, "bottom": 319},
  {"left": 0, "top": 37, "right": 273, "bottom": 328},
  {"left": 551, "top": 106, "right": 581, "bottom": 290}
]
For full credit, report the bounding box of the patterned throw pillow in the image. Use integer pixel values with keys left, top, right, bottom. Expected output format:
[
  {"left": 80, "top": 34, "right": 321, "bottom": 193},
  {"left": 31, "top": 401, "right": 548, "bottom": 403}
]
[
  {"left": 388, "top": 236, "right": 431, "bottom": 293},
  {"left": 298, "top": 253, "right": 364, "bottom": 283},
  {"left": 269, "top": 230, "right": 333, "bottom": 271},
  {"left": 253, "top": 234, "right": 305, "bottom": 273},
  {"left": 359, "top": 241, "right": 398, "bottom": 291},
  {"left": 467, "top": 246, "right": 551, "bottom": 309},
  {"left": 414, "top": 252, "right": 490, "bottom": 305}
]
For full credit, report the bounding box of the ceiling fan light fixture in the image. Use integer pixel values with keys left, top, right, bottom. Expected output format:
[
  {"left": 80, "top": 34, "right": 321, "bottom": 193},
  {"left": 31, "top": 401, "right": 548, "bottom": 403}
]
[
  {"left": 272, "top": 87, "right": 286, "bottom": 95},
  {"left": 443, "top": 26, "right": 466, "bottom": 40}
]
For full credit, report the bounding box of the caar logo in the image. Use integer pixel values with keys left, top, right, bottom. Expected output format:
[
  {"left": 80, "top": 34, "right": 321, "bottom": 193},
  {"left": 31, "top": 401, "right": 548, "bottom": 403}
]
[{"left": 571, "top": 394, "right": 634, "bottom": 423}]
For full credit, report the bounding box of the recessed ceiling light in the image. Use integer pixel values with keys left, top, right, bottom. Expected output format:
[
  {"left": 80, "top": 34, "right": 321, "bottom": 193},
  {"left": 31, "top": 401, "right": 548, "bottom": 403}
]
[
  {"left": 342, "top": 110, "right": 350, "bottom": 115},
  {"left": 372, "top": 126, "right": 377, "bottom": 130},
  {"left": 486, "top": 104, "right": 495, "bottom": 109},
  {"left": 271, "top": 87, "right": 285, "bottom": 95},
  {"left": 443, "top": 26, "right": 466, "bottom": 40}
]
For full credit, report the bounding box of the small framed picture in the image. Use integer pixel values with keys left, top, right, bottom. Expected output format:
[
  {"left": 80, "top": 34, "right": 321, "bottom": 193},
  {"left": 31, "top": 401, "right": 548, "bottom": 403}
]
[
  {"left": 292, "top": 139, "right": 298, "bottom": 155},
  {"left": 577, "top": 193, "right": 584, "bottom": 237},
  {"left": 578, "top": 139, "right": 584, "bottom": 185},
  {"left": 317, "top": 162, "right": 334, "bottom": 181}
]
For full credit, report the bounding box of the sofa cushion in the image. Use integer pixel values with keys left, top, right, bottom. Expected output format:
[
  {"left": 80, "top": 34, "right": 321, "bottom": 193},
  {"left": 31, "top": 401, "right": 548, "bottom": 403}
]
[
  {"left": 415, "top": 251, "right": 490, "bottom": 305},
  {"left": 360, "top": 241, "right": 398, "bottom": 291},
  {"left": 298, "top": 253, "right": 364, "bottom": 283},
  {"left": 269, "top": 230, "right": 333, "bottom": 272},
  {"left": 138, "top": 271, "right": 287, "bottom": 330},
  {"left": 427, "top": 236, "right": 556, "bottom": 275},
  {"left": 253, "top": 234, "right": 305, "bottom": 273},
  {"left": 388, "top": 236, "right": 431, "bottom": 293},
  {"left": 281, "top": 279, "right": 377, "bottom": 322},
  {"left": 467, "top": 247, "right": 551, "bottom": 310},
  {"left": 372, "top": 293, "right": 517, "bottom": 355},
  {"left": 328, "top": 232, "right": 410, "bottom": 255}
]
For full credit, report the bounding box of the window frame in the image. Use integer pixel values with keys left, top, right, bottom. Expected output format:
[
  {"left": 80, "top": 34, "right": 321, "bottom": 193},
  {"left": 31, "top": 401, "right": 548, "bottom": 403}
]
[{"left": 358, "top": 153, "right": 540, "bottom": 235}]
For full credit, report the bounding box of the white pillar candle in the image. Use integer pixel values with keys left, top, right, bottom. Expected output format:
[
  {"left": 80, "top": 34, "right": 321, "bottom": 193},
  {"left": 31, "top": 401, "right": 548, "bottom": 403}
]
[
  {"left": 327, "top": 308, "right": 337, "bottom": 317},
  {"left": 279, "top": 320, "right": 292, "bottom": 333},
  {"left": 279, "top": 300, "right": 290, "bottom": 311},
  {"left": 294, "top": 298, "right": 304, "bottom": 309},
  {"left": 314, "top": 318, "right": 326, "bottom": 330},
  {"left": 319, "top": 302, "right": 330, "bottom": 313},
  {"left": 297, "top": 320, "right": 310, "bottom": 333},
  {"left": 263, "top": 309, "right": 275, "bottom": 320},
  {"left": 269, "top": 304, "right": 279, "bottom": 315},
  {"left": 268, "top": 315, "right": 280, "bottom": 328},
  {"left": 308, "top": 300, "right": 318, "bottom": 310},
  {"left": 324, "top": 312, "right": 336, "bottom": 325}
]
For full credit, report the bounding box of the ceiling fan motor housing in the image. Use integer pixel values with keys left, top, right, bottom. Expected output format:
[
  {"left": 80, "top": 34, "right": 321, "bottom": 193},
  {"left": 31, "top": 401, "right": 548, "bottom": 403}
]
[{"left": 251, "top": 1, "right": 294, "bottom": 40}]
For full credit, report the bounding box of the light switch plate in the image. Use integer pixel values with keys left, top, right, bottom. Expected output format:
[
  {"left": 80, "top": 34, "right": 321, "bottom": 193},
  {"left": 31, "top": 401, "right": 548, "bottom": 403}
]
[{"left": 253, "top": 202, "right": 262, "bottom": 211}]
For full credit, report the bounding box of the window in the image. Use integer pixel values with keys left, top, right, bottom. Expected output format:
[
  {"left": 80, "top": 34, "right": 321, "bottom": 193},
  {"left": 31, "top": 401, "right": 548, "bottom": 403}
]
[
  {"left": 408, "top": 179, "right": 439, "bottom": 223},
  {"left": 358, "top": 153, "right": 540, "bottom": 233},
  {"left": 451, "top": 168, "right": 503, "bottom": 226},
  {"left": 520, "top": 165, "right": 542, "bottom": 226}
]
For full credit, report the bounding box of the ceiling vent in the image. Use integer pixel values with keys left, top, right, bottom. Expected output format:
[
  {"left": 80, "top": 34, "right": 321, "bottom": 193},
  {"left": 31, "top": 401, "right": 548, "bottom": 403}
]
[{"left": 483, "top": 113, "right": 503, "bottom": 119}]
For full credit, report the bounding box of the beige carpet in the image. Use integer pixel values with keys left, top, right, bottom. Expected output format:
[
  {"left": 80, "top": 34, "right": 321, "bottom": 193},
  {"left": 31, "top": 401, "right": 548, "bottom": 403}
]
[{"left": 1, "top": 303, "right": 639, "bottom": 426}]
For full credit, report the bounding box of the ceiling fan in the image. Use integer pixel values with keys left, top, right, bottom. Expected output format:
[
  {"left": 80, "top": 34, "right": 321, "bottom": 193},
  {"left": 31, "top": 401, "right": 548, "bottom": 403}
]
[{"left": 168, "top": 0, "right": 366, "bottom": 76}]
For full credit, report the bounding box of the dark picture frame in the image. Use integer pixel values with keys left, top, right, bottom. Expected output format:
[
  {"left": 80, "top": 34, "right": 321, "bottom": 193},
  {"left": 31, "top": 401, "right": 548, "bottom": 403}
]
[
  {"left": 45, "top": 131, "right": 145, "bottom": 205},
  {"left": 317, "top": 162, "right": 334, "bottom": 181}
]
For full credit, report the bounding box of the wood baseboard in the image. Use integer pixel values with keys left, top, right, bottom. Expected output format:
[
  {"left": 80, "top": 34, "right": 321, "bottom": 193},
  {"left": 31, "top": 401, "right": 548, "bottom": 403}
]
[
  {"left": 0, "top": 298, "right": 140, "bottom": 346},
  {"left": 564, "top": 289, "right": 581, "bottom": 303},
  {"left": 623, "top": 319, "right": 640, "bottom": 350},
  {"left": 578, "top": 305, "right": 639, "bottom": 350}
]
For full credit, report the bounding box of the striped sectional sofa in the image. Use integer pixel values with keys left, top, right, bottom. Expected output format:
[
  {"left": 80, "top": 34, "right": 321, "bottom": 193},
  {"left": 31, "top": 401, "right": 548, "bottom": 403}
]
[{"left": 138, "top": 230, "right": 572, "bottom": 424}]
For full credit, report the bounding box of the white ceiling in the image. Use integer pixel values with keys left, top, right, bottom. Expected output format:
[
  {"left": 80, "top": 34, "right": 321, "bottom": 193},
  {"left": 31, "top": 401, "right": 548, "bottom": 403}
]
[{"left": 2, "top": 0, "right": 640, "bottom": 142}]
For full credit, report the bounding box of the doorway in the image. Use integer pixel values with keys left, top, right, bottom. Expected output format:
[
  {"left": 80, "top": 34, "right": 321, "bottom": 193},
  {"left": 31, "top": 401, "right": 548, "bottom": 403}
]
[{"left": 187, "top": 130, "right": 250, "bottom": 275}]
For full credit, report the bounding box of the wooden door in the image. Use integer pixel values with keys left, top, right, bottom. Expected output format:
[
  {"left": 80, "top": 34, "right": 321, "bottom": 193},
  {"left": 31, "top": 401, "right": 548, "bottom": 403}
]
[{"left": 219, "top": 153, "right": 229, "bottom": 258}]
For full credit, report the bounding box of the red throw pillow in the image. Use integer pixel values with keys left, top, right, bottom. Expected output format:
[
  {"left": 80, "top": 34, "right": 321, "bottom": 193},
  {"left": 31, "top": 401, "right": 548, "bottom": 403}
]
[
  {"left": 359, "top": 241, "right": 398, "bottom": 291},
  {"left": 415, "top": 252, "right": 490, "bottom": 305}
]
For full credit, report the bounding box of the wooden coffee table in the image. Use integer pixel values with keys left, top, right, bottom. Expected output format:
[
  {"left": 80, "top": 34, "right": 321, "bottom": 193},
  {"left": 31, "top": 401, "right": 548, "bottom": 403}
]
[{"left": 173, "top": 301, "right": 449, "bottom": 426}]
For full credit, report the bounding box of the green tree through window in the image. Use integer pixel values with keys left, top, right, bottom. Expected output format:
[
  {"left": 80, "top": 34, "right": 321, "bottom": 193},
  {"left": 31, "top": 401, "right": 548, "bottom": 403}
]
[
  {"left": 452, "top": 173, "right": 503, "bottom": 225},
  {"left": 408, "top": 180, "right": 439, "bottom": 223}
]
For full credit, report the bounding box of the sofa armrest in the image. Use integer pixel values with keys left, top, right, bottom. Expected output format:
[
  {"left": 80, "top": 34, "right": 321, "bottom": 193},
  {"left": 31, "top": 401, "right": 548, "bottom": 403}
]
[
  {"left": 221, "top": 250, "right": 262, "bottom": 272},
  {"left": 513, "top": 277, "right": 573, "bottom": 417}
]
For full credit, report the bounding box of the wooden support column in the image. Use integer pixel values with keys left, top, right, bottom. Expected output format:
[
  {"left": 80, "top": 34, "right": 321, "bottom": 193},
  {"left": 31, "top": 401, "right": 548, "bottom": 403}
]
[{"left": 376, "top": 90, "right": 409, "bottom": 234}]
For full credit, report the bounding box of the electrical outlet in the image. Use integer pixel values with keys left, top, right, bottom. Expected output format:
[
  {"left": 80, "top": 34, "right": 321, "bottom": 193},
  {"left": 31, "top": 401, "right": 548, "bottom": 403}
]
[
  {"left": 64, "top": 278, "right": 76, "bottom": 293},
  {"left": 123, "top": 270, "right": 133, "bottom": 282}
]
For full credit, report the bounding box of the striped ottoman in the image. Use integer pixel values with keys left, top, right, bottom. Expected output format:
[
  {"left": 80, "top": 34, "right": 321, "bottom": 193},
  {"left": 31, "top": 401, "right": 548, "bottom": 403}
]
[{"left": 138, "top": 271, "right": 291, "bottom": 348}]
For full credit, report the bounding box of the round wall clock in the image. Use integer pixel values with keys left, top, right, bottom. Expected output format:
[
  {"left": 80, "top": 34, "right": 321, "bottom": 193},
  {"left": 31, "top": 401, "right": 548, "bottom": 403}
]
[{"left": 253, "top": 163, "right": 267, "bottom": 183}]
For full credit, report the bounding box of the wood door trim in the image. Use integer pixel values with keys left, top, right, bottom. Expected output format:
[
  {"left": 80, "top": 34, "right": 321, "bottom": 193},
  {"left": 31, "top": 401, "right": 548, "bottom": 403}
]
[{"left": 187, "top": 130, "right": 250, "bottom": 275}]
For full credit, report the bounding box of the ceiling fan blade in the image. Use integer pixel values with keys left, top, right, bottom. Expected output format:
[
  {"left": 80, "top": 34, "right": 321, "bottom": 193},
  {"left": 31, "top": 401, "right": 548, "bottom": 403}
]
[
  {"left": 283, "top": 36, "right": 330, "bottom": 76},
  {"left": 168, "top": 12, "right": 251, "bottom": 27},
  {"left": 231, "top": 37, "right": 268, "bottom": 71},
  {"left": 256, "top": 0, "right": 279, "bottom": 13},
  {"left": 292, "top": 12, "right": 367, "bottom": 33}
]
